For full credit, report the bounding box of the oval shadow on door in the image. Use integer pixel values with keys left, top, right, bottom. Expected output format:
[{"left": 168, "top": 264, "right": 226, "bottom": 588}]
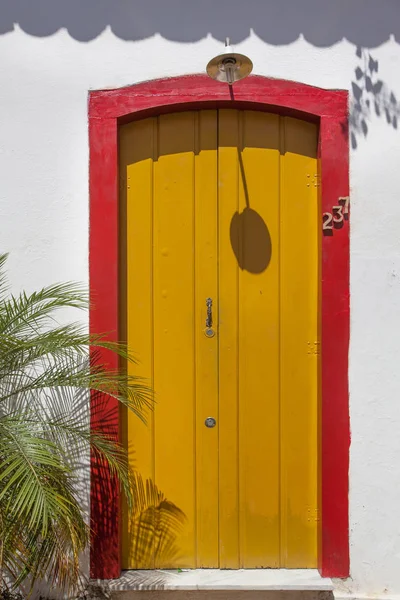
[{"left": 230, "top": 207, "right": 272, "bottom": 274}]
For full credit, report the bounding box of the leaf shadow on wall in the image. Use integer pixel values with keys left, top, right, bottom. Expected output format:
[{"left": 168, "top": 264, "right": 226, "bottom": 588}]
[
  {"left": 349, "top": 47, "right": 400, "bottom": 150},
  {"left": 230, "top": 149, "right": 272, "bottom": 274}
]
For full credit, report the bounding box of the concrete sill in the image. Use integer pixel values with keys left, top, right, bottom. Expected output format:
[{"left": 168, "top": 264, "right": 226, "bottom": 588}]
[{"left": 104, "top": 569, "right": 333, "bottom": 592}]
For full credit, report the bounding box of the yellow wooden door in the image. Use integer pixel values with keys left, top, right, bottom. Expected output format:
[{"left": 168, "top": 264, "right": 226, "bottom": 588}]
[{"left": 119, "top": 109, "right": 319, "bottom": 570}]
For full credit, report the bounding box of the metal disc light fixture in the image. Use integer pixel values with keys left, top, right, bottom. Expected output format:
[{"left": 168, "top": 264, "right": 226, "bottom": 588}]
[{"left": 206, "top": 37, "right": 253, "bottom": 85}]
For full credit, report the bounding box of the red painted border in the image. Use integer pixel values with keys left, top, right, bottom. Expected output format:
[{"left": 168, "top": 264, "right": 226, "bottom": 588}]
[{"left": 89, "top": 74, "right": 350, "bottom": 579}]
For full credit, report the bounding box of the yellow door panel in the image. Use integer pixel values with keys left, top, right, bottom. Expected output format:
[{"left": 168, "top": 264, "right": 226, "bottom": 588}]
[
  {"left": 120, "top": 117, "right": 156, "bottom": 569},
  {"left": 152, "top": 112, "right": 197, "bottom": 568},
  {"left": 194, "top": 111, "right": 219, "bottom": 567},
  {"left": 218, "top": 109, "right": 240, "bottom": 568},
  {"left": 280, "top": 117, "right": 319, "bottom": 567},
  {"left": 120, "top": 109, "right": 319, "bottom": 570},
  {"left": 237, "top": 111, "right": 281, "bottom": 568}
]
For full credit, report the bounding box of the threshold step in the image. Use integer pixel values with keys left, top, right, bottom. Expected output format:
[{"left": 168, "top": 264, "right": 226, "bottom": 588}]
[{"left": 98, "top": 569, "right": 333, "bottom": 593}]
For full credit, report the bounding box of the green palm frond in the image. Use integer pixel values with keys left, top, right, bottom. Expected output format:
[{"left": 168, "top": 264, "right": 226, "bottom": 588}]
[
  {"left": 0, "top": 254, "right": 9, "bottom": 303},
  {"left": 0, "top": 282, "right": 88, "bottom": 335},
  {"left": 0, "top": 414, "right": 89, "bottom": 589},
  {"left": 0, "top": 253, "right": 153, "bottom": 592}
]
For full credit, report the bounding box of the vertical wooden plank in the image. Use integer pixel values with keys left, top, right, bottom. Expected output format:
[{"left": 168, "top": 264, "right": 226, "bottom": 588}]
[
  {"left": 194, "top": 111, "right": 219, "bottom": 567},
  {"left": 238, "top": 111, "right": 281, "bottom": 567},
  {"left": 121, "top": 118, "right": 155, "bottom": 569},
  {"left": 280, "top": 116, "right": 319, "bottom": 567},
  {"left": 218, "top": 109, "right": 240, "bottom": 568},
  {"left": 153, "top": 112, "right": 196, "bottom": 568}
]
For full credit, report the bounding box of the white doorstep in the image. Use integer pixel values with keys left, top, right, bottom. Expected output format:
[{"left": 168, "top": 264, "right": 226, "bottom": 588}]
[{"left": 106, "top": 569, "right": 333, "bottom": 591}]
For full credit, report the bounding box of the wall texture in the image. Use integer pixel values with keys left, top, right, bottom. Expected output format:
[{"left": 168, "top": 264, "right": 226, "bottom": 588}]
[{"left": 0, "top": 1, "right": 400, "bottom": 598}]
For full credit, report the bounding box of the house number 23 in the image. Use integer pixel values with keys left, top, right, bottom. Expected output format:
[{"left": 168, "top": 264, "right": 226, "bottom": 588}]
[{"left": 322, "top": 196, "right": 349, "bottom": 234}]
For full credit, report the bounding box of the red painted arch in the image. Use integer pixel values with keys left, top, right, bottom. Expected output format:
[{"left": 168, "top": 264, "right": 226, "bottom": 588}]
[{"left": 89, "top": 74, "right": 350, "bottom": 579}]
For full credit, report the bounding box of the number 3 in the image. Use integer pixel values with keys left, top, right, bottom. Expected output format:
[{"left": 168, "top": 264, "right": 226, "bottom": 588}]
[{"left": 332, "top": 205, "right": 344, "bottom": 223}]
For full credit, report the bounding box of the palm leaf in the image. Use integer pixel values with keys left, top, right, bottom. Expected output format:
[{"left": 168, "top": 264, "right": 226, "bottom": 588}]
[
  {"left": 0, "top": 254, "right": 9, "bottom": 303},
  {"left": 0, "top": 253, "right": 154, "bottom": 592}
]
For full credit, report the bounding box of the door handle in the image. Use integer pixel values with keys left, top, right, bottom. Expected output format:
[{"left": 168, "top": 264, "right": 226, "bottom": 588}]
[{"left": 206, "top": 297, "right": 213, "bottom": 328}]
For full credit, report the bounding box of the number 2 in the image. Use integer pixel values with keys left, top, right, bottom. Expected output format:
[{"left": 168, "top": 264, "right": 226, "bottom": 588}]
[{"left": 322, "top": 212, "right": 333, "bottom": 230}]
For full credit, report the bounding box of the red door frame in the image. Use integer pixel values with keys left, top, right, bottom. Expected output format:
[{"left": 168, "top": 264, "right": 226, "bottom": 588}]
[{"left": 89, "top": 74, "right": 350, "bottom": 580}]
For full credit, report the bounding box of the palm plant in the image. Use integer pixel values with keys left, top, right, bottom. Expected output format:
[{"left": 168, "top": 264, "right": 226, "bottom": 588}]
[{"left": 0, "top": 253, "right": 152, "bottom": 594}]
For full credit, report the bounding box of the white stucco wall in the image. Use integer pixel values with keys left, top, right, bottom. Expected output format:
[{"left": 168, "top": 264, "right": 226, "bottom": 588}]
[{"left": 1, "top": 2, "right": 400, "bottom": 598}]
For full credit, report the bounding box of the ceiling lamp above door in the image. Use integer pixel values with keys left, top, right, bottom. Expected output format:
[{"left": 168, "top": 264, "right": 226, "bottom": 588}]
[{"left": 206, "top": 37, "right": 253, "bottom": 85}]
